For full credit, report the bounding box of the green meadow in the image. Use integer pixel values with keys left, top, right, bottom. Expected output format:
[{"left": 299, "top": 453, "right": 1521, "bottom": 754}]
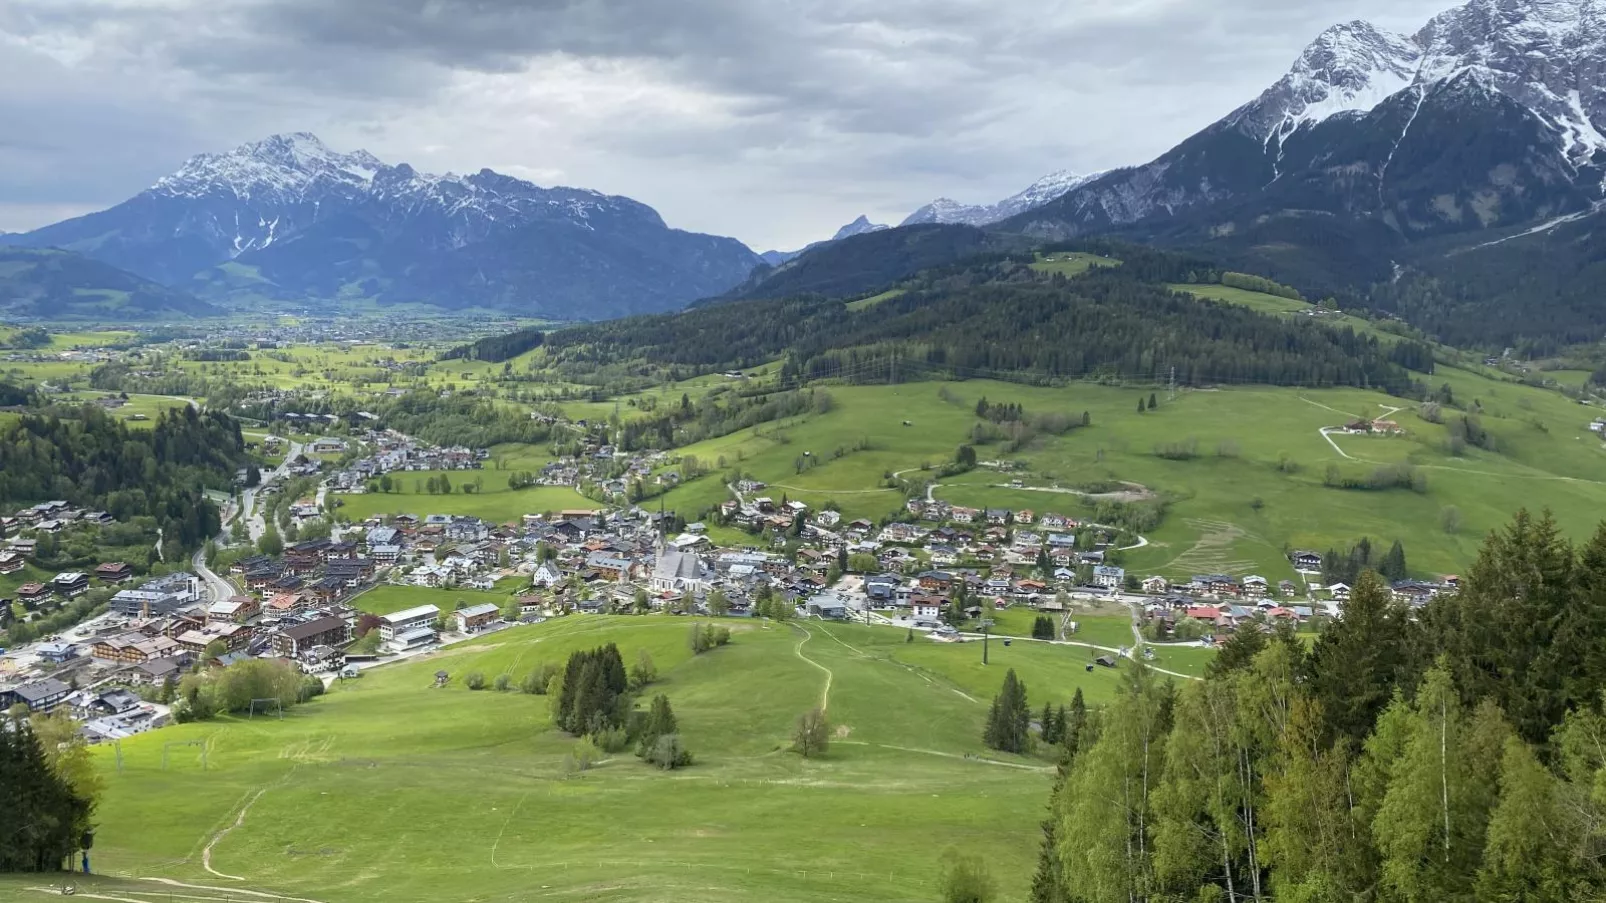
[
  {"left": 72, "top": 615, "right": 1154, "bottom": 903},
  {"left": 644, "top": 351, "right": 1606, "bottom": 581},
  {"left": 334, "top": 482, "right": 593, "bottom": 524}
]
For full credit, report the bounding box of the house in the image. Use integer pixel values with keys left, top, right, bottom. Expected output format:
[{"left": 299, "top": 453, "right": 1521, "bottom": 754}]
[
  {"left": 50, "top": 572, "right": 89, "bottom": 597},
  {"left": 585, "top": 552, "right": 631, "bottom": 582},
  {"left": 1, "top": 678, "right": 72, "bottom": 713},
  {"left": 1141, "top": 575, "right": 1168, "bottom": 594},
  {"left": 0, "top": 551, "right": 23, "bottom": 575},
  {"left": 985, "top": 508, "right": 1010, "bottom": 526},
  {"left": 1278, "top": 579, "right": 1298, "bottom": 598},
  {"left": 16, "top": 582, "right": 50, "bottom": 606},
  {"left": 1372, "top": 419, "right": 1402, "bottom": 434},
  {"left": 1289, "top": 550, "right": 1322, "bottom": 571},
  {"left": 310, "top": 437, "right": 349, "bottom": 454},
  {"left": 35, "top": 641, "right": 79, "bottom": 664},
  {"left": 910, "top": 595, "right": 945, "bottom": 623},
  {"left": 271, "top": 616, "right": 350, "bottom": 658},
  {"left": 133, "top": 657, "right": 186, "bottom": 686},
  {"left": 455, "top": 603, "right": 501, "bottom": 633},
  {"left": 1015, "top": 509, "right": 1035, "bottom": 525},
  {"left": 1328, "top": 583, "right": 1352, "bottom": 603},
  {"left": 95, "top": 561, "right": 134, "bottom": 583},
  {"left": 917, "top": 571, "right": 954, "bottom": 593},
  {"left": 1092, "top": 565, "right": 1126, "bottom": 589},
  {"left": 1241, "top": 575, "right": 1268, "bottom": 598},
  {"left": 530, "top": 562, "right": 565, "bottom": 588}
]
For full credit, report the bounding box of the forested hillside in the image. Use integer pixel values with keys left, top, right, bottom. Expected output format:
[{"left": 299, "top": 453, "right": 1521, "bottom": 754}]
[
  {"left": 720, "top": 223, "right": 1028, "bottom": 302},
  {"left": 545, "top": 248, "right": 1424, "bottom": 395},
  {"left": 0, "top": 405, "right": 247, "bottom": 552}
]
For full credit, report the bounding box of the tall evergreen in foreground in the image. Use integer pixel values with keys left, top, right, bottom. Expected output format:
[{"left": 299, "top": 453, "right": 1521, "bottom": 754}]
[
  {"left": 1040, "top": 508, "right": 1606, "bottom": 901},
  {"left": 0, "top": 718, "right": 91, "bottom": 872}
]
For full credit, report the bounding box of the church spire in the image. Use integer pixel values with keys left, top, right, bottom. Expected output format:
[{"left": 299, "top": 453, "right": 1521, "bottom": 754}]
[{"left": 654, "top": 497, "right": 667, "bottom": 557}]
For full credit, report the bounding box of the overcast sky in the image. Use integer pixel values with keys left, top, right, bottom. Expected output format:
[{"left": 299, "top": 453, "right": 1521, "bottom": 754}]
[{"left": 2, "top": 0, "right": 1453, "bottom": 251}]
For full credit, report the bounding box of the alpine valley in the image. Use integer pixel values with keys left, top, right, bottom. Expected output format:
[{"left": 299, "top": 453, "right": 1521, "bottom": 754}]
[{"left": 13, "top": 0, "right": 1606, "bottom": 348}]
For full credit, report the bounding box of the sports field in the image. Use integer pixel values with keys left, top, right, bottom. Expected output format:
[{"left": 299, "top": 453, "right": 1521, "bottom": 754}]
[{"left": 74, "top": 615, "right": 1153, "bottom": 902}]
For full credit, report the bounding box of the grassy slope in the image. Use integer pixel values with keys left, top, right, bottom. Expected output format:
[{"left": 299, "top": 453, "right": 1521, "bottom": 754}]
[
  {"left": 655, "top": 363, "right": 1606, "bottom": 580},
  {"left": 81, "top": 615, "right": 1150, "bottom": 903}
]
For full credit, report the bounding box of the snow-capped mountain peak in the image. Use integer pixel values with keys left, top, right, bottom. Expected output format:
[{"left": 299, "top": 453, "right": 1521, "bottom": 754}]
[
  {"left": 153, "top": 132, "right": 389, "bottom": 201},
  {"left": 902, "top": 170, "right": 1107, "bottom": 227},
  {"left": 1234, "top": 20, "right": 1422, "bottom": 147}
]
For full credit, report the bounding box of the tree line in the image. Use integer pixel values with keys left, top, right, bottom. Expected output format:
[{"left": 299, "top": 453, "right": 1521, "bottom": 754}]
[{"left": 1032, "top": 508, "right": 1606, "bottom": 902}]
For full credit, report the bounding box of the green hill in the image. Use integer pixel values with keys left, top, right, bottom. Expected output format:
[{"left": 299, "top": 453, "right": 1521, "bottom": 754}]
[
  {"left": 78, "top": 614, "right": 1136, "bottom": 902},
  {"left": 0, "top": 247, "right": 218, "bottom": 320}
]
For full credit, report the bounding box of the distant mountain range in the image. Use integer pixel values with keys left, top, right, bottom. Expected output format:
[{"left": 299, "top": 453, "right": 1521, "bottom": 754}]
[
  {"left": 990, "top": 0, "right": 1606, "bottom": 346},
  {"left": 902, "top": 171, "right": 1107, "bottom": 227},
  {"left": 2, "top": 133, "right": 763, "bottom": 320}
]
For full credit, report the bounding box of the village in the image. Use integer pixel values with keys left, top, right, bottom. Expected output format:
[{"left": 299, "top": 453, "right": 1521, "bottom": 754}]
[{"left": 1, "top": 447, "right": 1462, "bottom": 742}]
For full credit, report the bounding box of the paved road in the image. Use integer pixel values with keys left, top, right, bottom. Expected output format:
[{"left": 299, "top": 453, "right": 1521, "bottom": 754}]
[{"left": 192, "top": 545, "right": 236, "bottom": 604}]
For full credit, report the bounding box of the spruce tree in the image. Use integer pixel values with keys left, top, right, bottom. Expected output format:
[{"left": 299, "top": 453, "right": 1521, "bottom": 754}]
[
  {"left": 1308, "top": 569, "right": 1419, "bottom": 744},
  {"left": 983, "top": 669, "right": 1030, "bottom": 754}
]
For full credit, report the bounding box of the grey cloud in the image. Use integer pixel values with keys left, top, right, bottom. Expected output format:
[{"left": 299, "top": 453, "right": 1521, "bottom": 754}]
[{"left": 1, "top": 0, "right": 1460, "bottom": 249}]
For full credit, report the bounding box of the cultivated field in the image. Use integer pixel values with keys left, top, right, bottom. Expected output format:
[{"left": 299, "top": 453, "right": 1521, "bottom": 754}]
[{"left": 74, "top": 615, "right": 1147, "bottom": 903}]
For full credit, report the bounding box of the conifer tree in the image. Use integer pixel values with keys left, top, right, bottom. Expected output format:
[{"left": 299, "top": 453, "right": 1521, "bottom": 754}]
[{"left": 983, "top": 669, "right": 1030, "bottom": 754}]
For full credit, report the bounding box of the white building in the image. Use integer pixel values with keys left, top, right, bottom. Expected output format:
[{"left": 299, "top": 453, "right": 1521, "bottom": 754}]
[{"left": 379, "top": 604, "right": 440, "bottom": 641}]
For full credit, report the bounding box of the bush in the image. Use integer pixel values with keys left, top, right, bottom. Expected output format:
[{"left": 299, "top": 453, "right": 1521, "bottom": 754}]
[
  {"left": 629, "top": 649, "right": 658, "bottom": 690},
  {"left": 493, "top": 673, "right": 512, "bottom": 692},
  {"left": 592, "top": 726, "right": 629, "bottom": 754},
  {"left": 645, "top": 733, "right": 693, "bottom": 770},
  {"left": 940, "top": 853, "right": 996, "bottom": 903},
  {"left": 465, "top": 671, "right": 487, "bottom": 691},
  {"left": 521, "top": 662, "right": 559, "bottom": 694}
]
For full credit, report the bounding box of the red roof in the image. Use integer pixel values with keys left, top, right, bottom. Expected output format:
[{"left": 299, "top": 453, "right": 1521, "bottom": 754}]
[{"left": 1186, "top": 606, "right": 1221, "bottom": 619}]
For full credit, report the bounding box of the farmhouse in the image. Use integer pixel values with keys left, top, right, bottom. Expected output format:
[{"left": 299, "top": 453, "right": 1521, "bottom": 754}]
[{"left": 1289, "top": 550, "right": 1322, "bottom": 571}]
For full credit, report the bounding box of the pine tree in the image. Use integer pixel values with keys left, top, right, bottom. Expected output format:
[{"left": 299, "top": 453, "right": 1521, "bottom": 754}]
[
  {"left": 1427, "top": 509, "right": 1576, "bottom": 745},
  {"left": 983, "top": 669, "right": 1030, "bottom": 754},
  {"left": 1308, "top": 569, "right": 1420, "bottom": 744},
  {"left": 1384, "top": 539, "right": 1407, "bottom": 580},
  {"left": 1063, "top": 688, "right": 1087, "bottom": 764}
]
